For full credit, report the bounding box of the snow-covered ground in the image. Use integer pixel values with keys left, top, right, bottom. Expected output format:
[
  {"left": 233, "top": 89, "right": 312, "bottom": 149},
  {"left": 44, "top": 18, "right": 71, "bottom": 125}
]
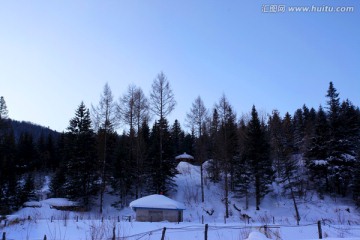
[{"left": 2, "top": 161, "right": 360, "bottom": 239}]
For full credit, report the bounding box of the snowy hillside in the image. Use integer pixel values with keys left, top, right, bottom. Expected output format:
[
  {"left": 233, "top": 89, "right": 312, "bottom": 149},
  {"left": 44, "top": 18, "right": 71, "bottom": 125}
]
[{"left": 2, "top": 161, "right": 360, "bottom": 239}]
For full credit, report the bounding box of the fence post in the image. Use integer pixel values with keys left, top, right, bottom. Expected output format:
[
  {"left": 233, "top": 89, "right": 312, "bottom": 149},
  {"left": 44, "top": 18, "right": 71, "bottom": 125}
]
[
  {"left": 112, "top": 226, "right": 116, "bottom": 240},
  {"left": 264, "top": 225, "right": 268, "bottom": 238},
  {"left": 161, "top": 227, "right": 166, "bottom": 240},
  {"left": 2, "top": 232, "right": 5, "bottom": 240},
  {"left": 43, "top": 234, "right": 47, "bottom": 240},
  {"left": 317, "top": 221, "right": 322, "bottom": 239},
  {"left": 204, "top": 224, "right": 208, "bottom": 240},
  {"left": 118, "top": 216, "right": 120, "bottom": 222}
]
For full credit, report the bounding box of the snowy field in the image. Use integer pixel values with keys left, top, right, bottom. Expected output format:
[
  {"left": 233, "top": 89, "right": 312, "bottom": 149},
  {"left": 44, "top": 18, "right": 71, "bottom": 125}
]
[{"left": 2, "top": 162, "right": 360, "bottom": 239}]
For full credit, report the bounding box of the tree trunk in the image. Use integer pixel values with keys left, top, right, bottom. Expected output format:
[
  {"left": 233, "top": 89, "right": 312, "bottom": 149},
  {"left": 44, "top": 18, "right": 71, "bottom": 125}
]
[
  {"left": 225, "top": 166, "right": 229, "bottom": 218},
  {"left": 288, "top": 178, "right": 300, "bottom": 225},
  {"left": 255, "top": 174, "right": 260, "bottom": 210},
  {"left": 100, "top": 129, "right": 107, "bottom": 214}
]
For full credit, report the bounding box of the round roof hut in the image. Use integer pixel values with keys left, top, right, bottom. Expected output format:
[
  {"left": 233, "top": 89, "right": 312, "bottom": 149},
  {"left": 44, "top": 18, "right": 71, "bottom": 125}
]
[{"left": 175, "top": 152, "right": 194, "bottom": 162}]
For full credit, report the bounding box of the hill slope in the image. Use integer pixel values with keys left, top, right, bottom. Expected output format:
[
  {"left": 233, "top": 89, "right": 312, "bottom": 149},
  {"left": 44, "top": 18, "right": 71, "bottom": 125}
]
[{"left": 2, "top": 161, "right": 360, "bottom": 239}]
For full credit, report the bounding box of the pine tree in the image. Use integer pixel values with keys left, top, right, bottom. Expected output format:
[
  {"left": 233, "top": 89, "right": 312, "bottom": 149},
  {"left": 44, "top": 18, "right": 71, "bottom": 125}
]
[
  {"left": 64, "top": 102, "right": 99, "bottom": 208},
  {"left": 0, "top": 129, "right": 19, "bottom": 214},
  {"left": 245, "top": 105, "right": 274, "bottom": 210},
  {"left": 19, "top": 173, "right": 36, "bottom": 205},
  {"left": 17, "top": 132, "right": 37, "bottom": 172},
  {"left": 111, "top": 133, "right": 134, "bottom": 208},
  {"left": 147, "top": 118, "right": 177, "bottom": 194},
  {"left": 49, "top": 166, "right": 67, "bottom": 198},
  {"left": 0, "top": 96, "right": 8, "bottom": 123},
  {"left": 305, "top": 105, "right": 330, "bottom": 195},
  {"left": 326, "top": 82, "right": 354, "bottom": 196},
  {"left": 233, "top": 118, "right": 252, "bottom": 209},
  {"left": 208, "top": 108, "right": 221, "bottom": 182},
  {"left": 171, "top": 119, "right": 185, "bottom": 155},
  {"left": 268, "top": 110, "right": 284, "bottom": 178}
]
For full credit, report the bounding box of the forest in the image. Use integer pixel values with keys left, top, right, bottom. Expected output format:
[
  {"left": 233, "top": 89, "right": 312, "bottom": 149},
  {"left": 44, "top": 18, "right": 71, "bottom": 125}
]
[{"left": 0, "top": 74, "right": 359, "bottom": 217}]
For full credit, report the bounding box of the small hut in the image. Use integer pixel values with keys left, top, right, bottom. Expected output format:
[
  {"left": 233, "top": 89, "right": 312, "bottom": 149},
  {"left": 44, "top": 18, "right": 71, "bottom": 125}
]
[
  {"left": 175, "top": 152, "right": 194, "bottom": 163},
  {"left": 130, "top": 194, "right": 185, "bottom": 222}
]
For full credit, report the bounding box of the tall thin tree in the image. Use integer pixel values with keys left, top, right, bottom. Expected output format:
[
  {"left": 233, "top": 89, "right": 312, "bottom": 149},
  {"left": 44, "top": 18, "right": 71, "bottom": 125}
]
[
  {"left": 186, "top": 96, "right": 208, "bottom": 222},
  {"left": 92, "top": 83, "right": 119, "bottom": 214},
  {"left": 149, "top": 72, "right": 176, "bottom": 193}
]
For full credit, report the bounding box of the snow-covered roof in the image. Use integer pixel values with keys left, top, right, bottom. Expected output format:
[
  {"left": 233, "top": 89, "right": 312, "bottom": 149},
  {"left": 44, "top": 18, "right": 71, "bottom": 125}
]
[
  {"left": 130, "top": 194, "right": 185, "bottom": 210},
  {"left": 175, "top": 152, "right": 194, "bottom": 160}
]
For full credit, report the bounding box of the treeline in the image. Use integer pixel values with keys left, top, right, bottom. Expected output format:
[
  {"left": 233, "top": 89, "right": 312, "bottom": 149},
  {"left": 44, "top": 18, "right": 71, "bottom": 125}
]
[{"left": 1, "top": 77, "right": 360, "bottom": 217}]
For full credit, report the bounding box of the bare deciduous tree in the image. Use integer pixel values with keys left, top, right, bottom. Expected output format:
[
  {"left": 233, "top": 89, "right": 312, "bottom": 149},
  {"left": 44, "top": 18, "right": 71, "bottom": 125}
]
[
  {"left": 91, "top": 83, "right": 119, "bottom": 214},
  {"left": 150, "top": 72, "right": 176, "bottom": 121},
  {"left": 186, "top": 96, "right": 208, "bottom": 223},
  {"left": 118, "top": 85, "right": 149, "bottom": 198},
  {"left": 149, "top": 72, "right": 176, "bottom": 179},
  {"left": 215, "top": 94, "right": 236, "bottom": 218},
  {"left": 186, "top": 96, "right": 208, "bottom": 202}
]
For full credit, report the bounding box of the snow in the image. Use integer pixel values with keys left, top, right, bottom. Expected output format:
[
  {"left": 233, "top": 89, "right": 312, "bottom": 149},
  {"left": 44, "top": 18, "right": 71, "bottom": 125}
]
[
  {"left": 23, "top": 201, "right": 42, "bottom": 208},
  {"left": 175, "top": 152, "right": 194, "bottom": 160},
  {"left": 2, "top": 161, "right": 360, "bottom": 239},
  {"left": 314, "top": 159, "right": 328, "bottom": 165},
  {"left": 245, "top": 232, "right": 269, "bottom": 240},
  {"left": 129, "top": 194, "right": 185, "bottom": 210}
]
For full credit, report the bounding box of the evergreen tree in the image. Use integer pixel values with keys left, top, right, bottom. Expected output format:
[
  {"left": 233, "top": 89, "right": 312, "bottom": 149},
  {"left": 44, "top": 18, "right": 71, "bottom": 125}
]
[
  {"left": 171, "top": 119, "right": 185, "bottom": 155},
  {"left": 293, "top": 108, "right": 304, "bottom": 153},
  {"left": 281, "top": 113, "right": 302, "bottom": 225},
  {"left": 233, "top": 118, "right": 252, "bottom": 209},
  {"left": 0, "top": 129, "right": 19, "bottom": 214},
  {"left": 49, "top": 166, "right": 67, "bottom": 198},
  {"left": 305, "top": 105, "right": 330, "bottom": 195},
  {"left": 19, "top": 173, "right": 36, "bottom": 205},
  {"left": 147, "top": 118, "right": 177, "bottom": 194},
  {"left": 208, "top": 108, "right": 221, "bottom": 182},
  {"left": 268, "top": 110, "right": 284, "bottom": 178},
  {"left": 64, "top": 102, "right": 99, "bottom": 208},
  {"left": 0, "top": 96, "right": 8, "bottom": 124},
  {"left": 326, "top": 82, "right": 354, "bottom": 196},
  {"left": 244, "top": 105, "right": 274, "bottom": 210},
  {"left": 17, "top": 132, "right": 37, "bottom": 172},
  {"left": 111, "top": 133, "right": 134, "bottom": 208}
]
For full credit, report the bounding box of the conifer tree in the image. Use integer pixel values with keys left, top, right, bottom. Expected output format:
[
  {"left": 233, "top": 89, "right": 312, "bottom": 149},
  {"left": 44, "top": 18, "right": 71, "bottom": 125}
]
[
  {"left": 0, "top": 129, "right": 19, "bottom": 214},
  {"left": 233, "top": 118, "right": 252, "bottom": 209},
  {"left": 245, "top": 105, "right": 273, "bottom": 210},
  {"left": 305, "top": 105, "right": 330, "bottom": 194},
  {"left": 19, "top": 173, "right": 36, "bottom": 205},
  {"left": 64, "top": 102, "right": 98, "bottom": 208},
  {"left": 171, "top": 119, "right": 185, "bottom": 155},
  {"left": 0, "top": 96, "right": 8, "bottom": 122},
  {"left": 148, "top": 118, "right": 177, "bottom": 194},
  {"left": 325, "top": 82, "right": 354, "bottom": 196}
]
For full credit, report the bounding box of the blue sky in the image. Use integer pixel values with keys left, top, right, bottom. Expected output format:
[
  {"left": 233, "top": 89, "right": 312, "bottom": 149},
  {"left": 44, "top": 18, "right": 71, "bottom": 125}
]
[{"left": 1, "top": 0, "right": 359, "bottom": 132}]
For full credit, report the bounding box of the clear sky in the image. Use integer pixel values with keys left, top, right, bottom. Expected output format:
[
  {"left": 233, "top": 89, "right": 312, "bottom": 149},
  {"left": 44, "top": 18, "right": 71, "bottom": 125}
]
[{"left": 1, "top": 0, "right": 359, "bottom": 132}]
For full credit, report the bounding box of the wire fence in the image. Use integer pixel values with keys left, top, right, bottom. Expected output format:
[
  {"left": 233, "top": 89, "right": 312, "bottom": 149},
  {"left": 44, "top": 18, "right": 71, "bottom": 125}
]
[{"left": 2, "top": 217, "right": 360, "bottom": 240}]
